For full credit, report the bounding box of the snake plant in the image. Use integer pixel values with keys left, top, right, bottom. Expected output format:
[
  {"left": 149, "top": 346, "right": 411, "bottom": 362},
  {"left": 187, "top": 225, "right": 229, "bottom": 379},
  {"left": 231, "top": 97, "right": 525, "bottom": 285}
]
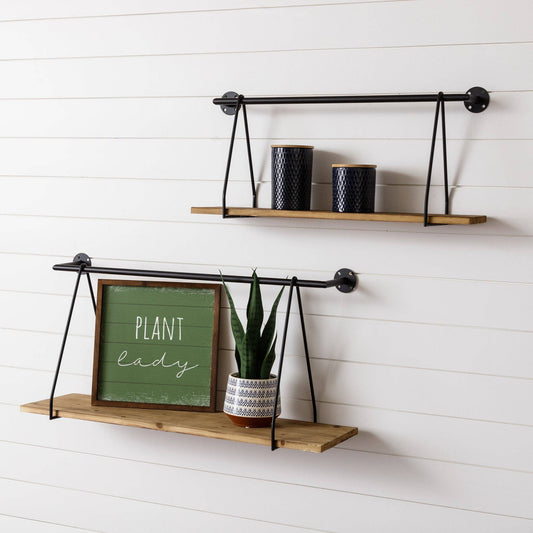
[{"left": 221, "top": 271, "right": 285, "bottom": 379}]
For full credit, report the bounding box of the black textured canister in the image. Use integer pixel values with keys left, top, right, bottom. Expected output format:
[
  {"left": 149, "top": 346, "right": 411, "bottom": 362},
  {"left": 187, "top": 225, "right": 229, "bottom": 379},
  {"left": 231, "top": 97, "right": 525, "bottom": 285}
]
[
  {"left": 271, "top": 145, "right": 314, "bottom": 210},
  {"left": 332, "top": 164, "right": 376, "bottom": 213}
]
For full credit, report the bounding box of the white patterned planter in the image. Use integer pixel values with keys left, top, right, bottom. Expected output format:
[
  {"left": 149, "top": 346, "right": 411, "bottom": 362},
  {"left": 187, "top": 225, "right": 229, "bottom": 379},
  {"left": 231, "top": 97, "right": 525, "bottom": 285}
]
[{"left": 223, "top": 373, "right": 281, "bottom": 427}]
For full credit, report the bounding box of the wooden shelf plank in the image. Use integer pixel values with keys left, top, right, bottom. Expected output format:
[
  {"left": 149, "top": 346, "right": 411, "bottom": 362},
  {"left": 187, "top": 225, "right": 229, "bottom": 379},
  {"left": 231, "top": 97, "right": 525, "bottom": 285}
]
[
  {"left": 20, "top": 394, "right": 357, "bottom": 453},
  {"left": 191, "top": 207, "right": 487, "bottom": 225}
]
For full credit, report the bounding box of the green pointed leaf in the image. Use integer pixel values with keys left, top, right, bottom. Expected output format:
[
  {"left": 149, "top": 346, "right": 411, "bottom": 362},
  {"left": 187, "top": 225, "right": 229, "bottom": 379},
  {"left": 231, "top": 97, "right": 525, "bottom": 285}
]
[
  {"left": 234, "top": 346, "right": 242, "bottom": 376},
  {"left": 259, "top": 283, "right": 285, "bottom": 367},
  {"left": 260, "top": 335, "right": 277, "bottom": 379},
  {"left": 243, "top": 271, "right": 263, "bottom": 378},
  {"left": 246, "top": 269, "right": 256, "bottom": 321},
  {"left": 220, "top": 272, "right": 246, "bottom": 374}
]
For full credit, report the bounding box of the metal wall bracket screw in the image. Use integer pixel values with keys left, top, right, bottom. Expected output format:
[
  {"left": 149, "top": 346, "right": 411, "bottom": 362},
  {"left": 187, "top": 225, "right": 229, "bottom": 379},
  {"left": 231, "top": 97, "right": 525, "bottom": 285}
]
[
  {"left": 220, "top": 91, "right": 239, "bottom": 115},
  {"left": 464, "top": 86, "right": 490, "bottom": 113},
  {"left": 73, "top": 253, "right": 91, "bottom": 267},
  {"left": 335, "top": 269, "right": 357, "bottom": 293}
]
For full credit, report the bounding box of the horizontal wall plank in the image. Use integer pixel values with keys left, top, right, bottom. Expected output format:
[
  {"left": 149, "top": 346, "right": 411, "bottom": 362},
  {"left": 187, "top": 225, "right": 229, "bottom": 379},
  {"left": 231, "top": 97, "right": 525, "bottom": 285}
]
[
  {"left": 0, "top": 329, "right": 94, "bottom": 376},
  {"left": 2, "top": 176, "right": 533, "bottom": 237},
  {"left": 0, "top": 92, "right": 529, "bottom": 139},
  {"left": 0, "top": 1, "right": 531, "bottom": 60},
  {"left": 3, "top": 427, "right": 533, "bottom": 521},
  {"left": 0, "top": 514, "right": 98, "bottom": 533},
  {"left": 2, "top": 367, "right": 91, "bottom": 407},
  {"left": 1, "top": 514, "right": 100, "bottom": 533},
  {"left": 289, "top": 358, "right": 533, "bottom": 426},
  {"left": 0, "top": 0, "right": 393, "bottom": 22},
  {"left": 231, "top": 354, "right": 533, "bottom": 426},
  {"left": 294, "top": 400, "right": 533, "bottom": 473},
  {"left": 1, "top": 215, "right": 532, "bottom": 284},
  {"left": 0, "top": 477, "right": 309, "bottom": 533},
  {"left": 2, "top": 472, "right": 528, "bottom": 533},
  {"left": 0, "top": 138, "right": 530, "bottom": 188},
  {"left": 3, "top": 300, "right": 532, "bottom": 380},
  {"left": 2, "top": 266, "right": 533, "bottom": 335},
  {"left": 0, "top": 43, "right": 530, "bottom": 99},
  {"left": 3, "top": 246, "right": 533, "bottom": 300}
]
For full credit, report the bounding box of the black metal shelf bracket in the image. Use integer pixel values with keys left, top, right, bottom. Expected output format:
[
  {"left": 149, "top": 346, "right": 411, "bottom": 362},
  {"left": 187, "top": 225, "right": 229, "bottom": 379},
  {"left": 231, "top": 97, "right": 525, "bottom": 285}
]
[
  {"left": 221, "top": 92, "right": 256, "bottom": 218},
  {"left": 214, "top": 87, "right": 490, "bottom": 226},
  {"left": 50, "top": 254, "right": 357, "bottom": 450},
  {"left": 49, "top": 253, "right": 96, "bottom": 420},
  {"left": 424, "top": 91, "right": 449, "bottom": 227}
]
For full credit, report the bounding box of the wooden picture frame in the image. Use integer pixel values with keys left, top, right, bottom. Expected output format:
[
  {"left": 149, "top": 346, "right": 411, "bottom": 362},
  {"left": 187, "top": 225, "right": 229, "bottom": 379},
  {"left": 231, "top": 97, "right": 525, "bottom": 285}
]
[{"left": 92, "top": 279, "right": 220, "bottom": 412}]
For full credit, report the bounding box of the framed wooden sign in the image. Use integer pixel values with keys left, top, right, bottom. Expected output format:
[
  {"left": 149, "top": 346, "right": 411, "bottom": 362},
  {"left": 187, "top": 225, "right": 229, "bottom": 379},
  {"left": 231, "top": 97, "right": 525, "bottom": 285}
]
[{"left": 92, "top": 279, "right": 220, "bottom": 412}]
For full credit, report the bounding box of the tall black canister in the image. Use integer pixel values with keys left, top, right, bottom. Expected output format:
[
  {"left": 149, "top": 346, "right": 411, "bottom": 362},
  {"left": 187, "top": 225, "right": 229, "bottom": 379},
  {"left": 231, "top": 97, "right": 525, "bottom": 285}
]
[{"left": 271, "top": 145, "right": 314, "bottom": 210}]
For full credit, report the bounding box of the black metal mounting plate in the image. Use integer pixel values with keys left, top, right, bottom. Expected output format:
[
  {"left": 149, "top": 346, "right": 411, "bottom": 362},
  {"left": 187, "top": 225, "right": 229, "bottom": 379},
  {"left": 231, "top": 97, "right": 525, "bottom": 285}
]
[
  {"left": 73, "top": 253, "right": 91, "bottom": 266},
  {"left": 335, "top": 268, "right": 357, "bottom": 293},
  {"left": 464, "top": 86, "right": 489, "bottom": 113},
  {"left": 220, "top": 91, "right": 239, "bottom": 115}
]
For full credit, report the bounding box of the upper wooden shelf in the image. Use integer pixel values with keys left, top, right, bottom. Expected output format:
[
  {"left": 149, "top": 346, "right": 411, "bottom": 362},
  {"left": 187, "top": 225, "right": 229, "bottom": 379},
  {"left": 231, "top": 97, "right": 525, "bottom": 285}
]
[
  {"left": 21, "top": 394, "right": 357, "bottom": 453},
  {"left": 191, "top": 207, "right": 487, "bottom": 225}
]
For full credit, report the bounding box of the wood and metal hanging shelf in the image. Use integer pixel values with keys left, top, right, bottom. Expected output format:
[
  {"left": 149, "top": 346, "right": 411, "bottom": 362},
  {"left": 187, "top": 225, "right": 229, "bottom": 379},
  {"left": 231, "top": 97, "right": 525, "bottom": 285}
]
[
  {"left": 191, "top": 207, "right": 486, "bottom": 225},
  {"left": 21, "top": 394, "right": 357, "bottom": 453},
  {"left": 191, "top": 87, "right": 490, "bottom": 226},
  {"left": 21, "top": 253, "right": 358, "bottom": 452}
]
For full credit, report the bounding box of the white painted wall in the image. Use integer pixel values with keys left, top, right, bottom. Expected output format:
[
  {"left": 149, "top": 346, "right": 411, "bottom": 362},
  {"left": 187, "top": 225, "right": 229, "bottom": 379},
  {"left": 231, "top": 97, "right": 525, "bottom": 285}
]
[{"left": 1, "top": 0, "right": 532, "bottom": 531}]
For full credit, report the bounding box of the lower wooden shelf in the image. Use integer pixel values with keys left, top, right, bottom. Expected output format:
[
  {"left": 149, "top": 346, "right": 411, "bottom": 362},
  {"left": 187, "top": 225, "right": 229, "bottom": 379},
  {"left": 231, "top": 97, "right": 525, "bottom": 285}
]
[
  {"left": 191, "top": 206, "right": 487, "bottom": 225},
  {"left": 21, "top": 394, "right": 357, "bottom": 453}
]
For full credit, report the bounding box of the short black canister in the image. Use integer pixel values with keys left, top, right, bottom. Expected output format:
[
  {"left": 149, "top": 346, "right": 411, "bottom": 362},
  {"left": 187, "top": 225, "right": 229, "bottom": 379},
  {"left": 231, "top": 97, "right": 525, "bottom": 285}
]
[
  {"left": 271, "top": 145, "right": 314, "bottom": 210},
  {"left": 332, "top": 164, "right": 376, "bottom": 213}
]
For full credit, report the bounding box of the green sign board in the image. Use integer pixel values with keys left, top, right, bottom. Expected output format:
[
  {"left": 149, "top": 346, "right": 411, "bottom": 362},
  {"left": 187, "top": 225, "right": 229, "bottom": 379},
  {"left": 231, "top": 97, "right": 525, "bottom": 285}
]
[{"left": 92, "top": 280, "right": 220, "bottom": 412}]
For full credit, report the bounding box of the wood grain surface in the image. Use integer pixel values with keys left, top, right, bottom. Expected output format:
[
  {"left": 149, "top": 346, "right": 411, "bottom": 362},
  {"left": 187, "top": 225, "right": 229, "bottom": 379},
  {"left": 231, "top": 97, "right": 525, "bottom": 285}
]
[{"left": 21, "top": 394, "right": 358, "bottom": 453}]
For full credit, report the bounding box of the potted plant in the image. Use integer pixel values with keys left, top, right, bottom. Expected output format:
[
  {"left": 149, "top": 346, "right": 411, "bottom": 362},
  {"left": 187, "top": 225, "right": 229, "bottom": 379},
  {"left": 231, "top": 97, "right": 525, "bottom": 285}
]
[{"left": 221, "top": 271, "right": 285, "bottom": 427}]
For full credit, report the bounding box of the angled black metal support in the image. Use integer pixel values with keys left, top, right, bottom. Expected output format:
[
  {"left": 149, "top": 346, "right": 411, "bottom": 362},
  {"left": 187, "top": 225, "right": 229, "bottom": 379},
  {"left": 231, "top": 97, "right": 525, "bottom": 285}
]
[
  {"left": 242, "top": 103, "right": 257, "bottom": 209},
  {"left": 442, "top": 97, "right": 449, "bottom": 216},
  {"left": 271, "top": 277, "right": 297, "bottom": 450},
  {"left": 86, "top": 272, "right": 96, "bottom": 312},
  {"left": 296, "top": 284, "right": 317, "bottom": 424},
  {"left": 215, "top": 87, "right": 489, "bottom": 226},
  {"left": 49, "top": 253, "right": 93, "bottom": 420},
  {"left": 222, "top": 93, "right": 241, "bottom": 219},
  {"left": 424, "top": 92, "right": 443, "bottom": 227},
  {"left": 423, "top": 92, "right": 451, "bottom": 227},
  {"left": 221, "top": 93, "right": 256, "bottom": 218}
]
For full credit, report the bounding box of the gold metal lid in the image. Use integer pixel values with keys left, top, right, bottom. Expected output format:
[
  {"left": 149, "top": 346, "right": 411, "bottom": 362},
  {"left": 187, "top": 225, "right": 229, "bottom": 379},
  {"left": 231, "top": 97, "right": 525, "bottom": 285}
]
[
  {"left": 332, "top": 164, "right": 377, "bottom": 168},
  {"left": 271, "top": 145, "right": 314, "bottom": 149}
]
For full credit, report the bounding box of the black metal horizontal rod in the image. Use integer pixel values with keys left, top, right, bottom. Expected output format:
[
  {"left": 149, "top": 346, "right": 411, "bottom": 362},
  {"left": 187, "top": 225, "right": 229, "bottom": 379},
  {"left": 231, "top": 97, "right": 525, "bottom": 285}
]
[
  {"left": 53, "top": 262, "right": 347, "bottom": 290},
  {"left": 214, "top": 92, "right": 472, "bottom": 107}
]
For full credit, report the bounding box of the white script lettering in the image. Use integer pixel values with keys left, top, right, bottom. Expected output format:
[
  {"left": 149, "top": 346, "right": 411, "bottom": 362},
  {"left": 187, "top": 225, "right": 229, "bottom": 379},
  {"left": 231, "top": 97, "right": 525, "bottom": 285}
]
[{"left": 117, "top": 351, "right": 198, "bottom": 379}]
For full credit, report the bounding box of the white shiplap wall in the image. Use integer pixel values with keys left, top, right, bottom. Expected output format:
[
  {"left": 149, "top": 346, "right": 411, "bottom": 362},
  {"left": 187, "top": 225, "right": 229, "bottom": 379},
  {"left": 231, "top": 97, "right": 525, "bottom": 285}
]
[{"left": 1, "top": 0, "right": 532, "bottom": 531}]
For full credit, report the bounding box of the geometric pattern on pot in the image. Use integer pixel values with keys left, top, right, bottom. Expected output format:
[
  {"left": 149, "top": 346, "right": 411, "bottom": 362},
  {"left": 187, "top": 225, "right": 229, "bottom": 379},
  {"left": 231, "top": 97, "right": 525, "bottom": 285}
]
[{"left": 223, "top": 373, "right": 281, "bottom": 418}]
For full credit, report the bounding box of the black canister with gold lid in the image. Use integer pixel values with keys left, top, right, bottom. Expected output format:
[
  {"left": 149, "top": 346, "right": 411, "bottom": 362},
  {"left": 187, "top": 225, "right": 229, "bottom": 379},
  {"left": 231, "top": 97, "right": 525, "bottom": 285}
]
[
  {"left": 332, "top": 164, "right": 376, "bottom": 213},
  {"left": 271, "top": 145, "right": 314, "bottom": 210}
]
